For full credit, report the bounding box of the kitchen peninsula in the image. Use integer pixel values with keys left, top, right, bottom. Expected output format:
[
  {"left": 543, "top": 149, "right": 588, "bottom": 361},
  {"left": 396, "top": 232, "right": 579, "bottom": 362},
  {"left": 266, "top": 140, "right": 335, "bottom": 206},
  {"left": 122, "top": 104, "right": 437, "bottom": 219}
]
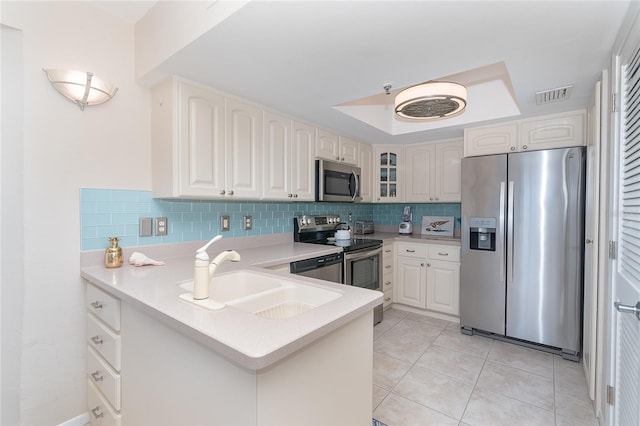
[{"left": 82, "top": 239, "right": 382, "bottom": 425}]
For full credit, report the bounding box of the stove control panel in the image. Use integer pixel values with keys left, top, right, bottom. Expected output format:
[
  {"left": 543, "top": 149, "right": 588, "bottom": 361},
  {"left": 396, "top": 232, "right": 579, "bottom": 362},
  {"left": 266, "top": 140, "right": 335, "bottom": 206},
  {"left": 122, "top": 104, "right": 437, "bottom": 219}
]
[{"left": 295, "top": 215, "right": 342, "bottom": 232}]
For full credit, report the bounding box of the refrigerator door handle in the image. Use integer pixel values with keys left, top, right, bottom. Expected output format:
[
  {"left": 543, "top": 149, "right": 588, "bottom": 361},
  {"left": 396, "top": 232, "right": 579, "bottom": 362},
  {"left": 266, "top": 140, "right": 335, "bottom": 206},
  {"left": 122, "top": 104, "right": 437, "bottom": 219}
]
[
  {"left": 499, "top": 181, "right": 506, "bottom": 283},
  {"left": 507, "top": 181, "right": 515, "bottom": 285}
]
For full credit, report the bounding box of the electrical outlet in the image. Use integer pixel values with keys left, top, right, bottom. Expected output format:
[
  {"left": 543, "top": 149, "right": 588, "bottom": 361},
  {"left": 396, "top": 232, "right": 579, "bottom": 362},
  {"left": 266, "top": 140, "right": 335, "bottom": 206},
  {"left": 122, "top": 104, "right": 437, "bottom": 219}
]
[
  {"left": 155, "top": 217, "right": 168, "bottom": 236},
  {"left": 220, "top": 215, "right": 230, "bottom": 231},
  {"left": 243, "top": 215, "right": 252, "bottom": 230},
  {"left": 139, "top": 217, "right": 153, "bottom": 237}
]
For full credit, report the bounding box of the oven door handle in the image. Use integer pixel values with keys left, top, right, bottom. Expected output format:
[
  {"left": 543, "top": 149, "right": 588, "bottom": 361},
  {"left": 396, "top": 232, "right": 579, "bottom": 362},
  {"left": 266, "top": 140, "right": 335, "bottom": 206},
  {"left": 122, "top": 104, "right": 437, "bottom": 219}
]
[{"left": 344, "top": 246, "right": 382, "bottom": 261}]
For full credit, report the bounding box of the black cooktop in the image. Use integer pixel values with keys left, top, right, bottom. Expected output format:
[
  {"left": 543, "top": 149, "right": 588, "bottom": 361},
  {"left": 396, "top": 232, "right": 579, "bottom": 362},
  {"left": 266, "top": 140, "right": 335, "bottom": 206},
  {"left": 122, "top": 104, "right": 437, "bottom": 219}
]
[{"left": 293, "top": 215, "right": 382, "bottom": 252}]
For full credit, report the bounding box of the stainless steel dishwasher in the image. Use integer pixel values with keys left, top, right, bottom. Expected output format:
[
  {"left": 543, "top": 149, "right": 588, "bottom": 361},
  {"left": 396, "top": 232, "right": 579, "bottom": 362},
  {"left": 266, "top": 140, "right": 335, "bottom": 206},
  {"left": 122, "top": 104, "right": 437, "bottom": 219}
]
[{"left": 290, "top": 252, "right": 343, "bottom": 283}]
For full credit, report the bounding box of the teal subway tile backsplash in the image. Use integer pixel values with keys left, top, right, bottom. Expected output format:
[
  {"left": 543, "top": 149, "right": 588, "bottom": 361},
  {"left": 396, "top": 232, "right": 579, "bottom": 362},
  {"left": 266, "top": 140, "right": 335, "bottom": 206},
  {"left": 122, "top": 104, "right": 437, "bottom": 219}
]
[{"left": 80, "top": 189, "right": 460, "bottom": 250}]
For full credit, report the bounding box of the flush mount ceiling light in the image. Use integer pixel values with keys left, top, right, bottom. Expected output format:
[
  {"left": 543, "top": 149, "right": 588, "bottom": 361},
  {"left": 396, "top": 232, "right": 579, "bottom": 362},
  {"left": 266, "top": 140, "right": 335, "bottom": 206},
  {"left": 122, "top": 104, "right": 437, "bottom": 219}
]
[
  {"left": 395, "top": 81, "right": 467, "bottom": 120},
  {"left": 43, "top": 68, "right": 118, "bottom": 111}
]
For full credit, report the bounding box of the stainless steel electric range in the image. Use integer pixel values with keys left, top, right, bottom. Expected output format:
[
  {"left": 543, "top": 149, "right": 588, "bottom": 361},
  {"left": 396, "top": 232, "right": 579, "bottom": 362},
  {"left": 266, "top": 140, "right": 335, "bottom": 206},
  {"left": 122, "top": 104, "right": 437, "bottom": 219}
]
[{"left": 293, "top": 214, "right": 383, "bottom": 325}]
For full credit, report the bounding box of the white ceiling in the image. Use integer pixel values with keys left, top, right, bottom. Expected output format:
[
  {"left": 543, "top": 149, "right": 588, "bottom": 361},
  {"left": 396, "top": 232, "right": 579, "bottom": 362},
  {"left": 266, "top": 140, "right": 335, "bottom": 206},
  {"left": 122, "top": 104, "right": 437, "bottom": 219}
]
[{"left": 95, "top": 1, "right": 632, "bottom": 145}]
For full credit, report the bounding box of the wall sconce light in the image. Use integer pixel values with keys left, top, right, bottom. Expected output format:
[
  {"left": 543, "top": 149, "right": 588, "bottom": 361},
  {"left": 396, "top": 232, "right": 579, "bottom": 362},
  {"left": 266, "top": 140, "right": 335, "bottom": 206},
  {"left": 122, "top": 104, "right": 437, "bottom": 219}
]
[
  {"left": 43, "top": 68, "right": 118, "bottom": 111},
  {"left": 395, "top": 81, "right": 467, "bottom": 120}
]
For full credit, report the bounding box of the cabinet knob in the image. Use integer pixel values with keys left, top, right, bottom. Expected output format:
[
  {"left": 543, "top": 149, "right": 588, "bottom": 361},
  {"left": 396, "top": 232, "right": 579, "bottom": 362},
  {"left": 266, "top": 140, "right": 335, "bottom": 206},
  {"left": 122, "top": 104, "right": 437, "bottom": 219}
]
[
  {"left": 91, "top": 406, "right": 105, "bottom": 419},
  {"left": 384, "top": 281, "right": 391, "bottom": 286},
  {"left": 385, "top": 297, "right": 391, "bottom": 302},
  {"left": 510, "top": 146, "right": 516, "bottom": 151},
  {"left": 341, "top": 157, "right": 345, "bottom": 161},
  {"left": 426, "top": 263, "right": 431, "bottom": 267},
  {"left": 294, "top": 194, "right": 298, "bottom": 198},
  {"left": 288, "top": 194, "right": 293, "bottom": 198},
  {"left": 522, "top": 145, "right": 528, "bottom": 150},
  {"left": 429, "top": 197, "right": 433, "bottom": 201},
  {"left": 336, "top": 156, "right": 340, "bottom": 161},
  {"left": 435, "top": 197, "right": 439, "bottom": 201},
  {"left": 91, "top": 371, "right": 104, "bottom": 382},
  {"left": 421, "top": 263, "right": 425, "bottom": 267},
  {"left": 385, "top": 265, "right": 392, "bottom": 269},
  {"left": 228, "top": 190, "right": 234, "bottom": 196},
  {"left": 90, "top": 335, "right": 103, "bottom": 346},
  {"left": 586, "top": 239, "right": 593, "bottom": 244},
  {"left": 385, "top": 249, "right": 392, "bottom": 253},
  {"left": 219, "top": 190, "right": 226, "bottom": 195},
  {"left": 90, "top": 301, "right": 103, "bottom": 310}
]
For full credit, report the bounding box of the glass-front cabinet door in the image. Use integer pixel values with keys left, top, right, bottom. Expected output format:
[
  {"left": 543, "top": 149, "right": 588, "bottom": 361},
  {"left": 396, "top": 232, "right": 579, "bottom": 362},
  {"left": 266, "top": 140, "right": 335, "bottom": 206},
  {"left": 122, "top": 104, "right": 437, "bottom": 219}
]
[{"left": 374, "top": 146, "right": 401, "bottom": 202}]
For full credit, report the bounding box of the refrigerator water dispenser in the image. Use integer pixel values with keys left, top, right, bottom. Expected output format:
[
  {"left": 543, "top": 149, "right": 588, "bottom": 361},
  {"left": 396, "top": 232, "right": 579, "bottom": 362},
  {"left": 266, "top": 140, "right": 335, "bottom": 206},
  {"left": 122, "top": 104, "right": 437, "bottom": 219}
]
[{"left": 469, "top": 217, "right": 496, "bottom": 251}]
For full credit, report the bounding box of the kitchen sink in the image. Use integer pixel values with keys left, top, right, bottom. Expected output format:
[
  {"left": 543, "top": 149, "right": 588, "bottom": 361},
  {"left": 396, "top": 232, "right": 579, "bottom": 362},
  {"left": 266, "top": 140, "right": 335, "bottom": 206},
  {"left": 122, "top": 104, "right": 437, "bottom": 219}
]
[
  {"left": 178, "top": 269, "right": 342, "bottom": 317},
  {"left": 228, "top": 284, "right": 341, "bottom": 319},
  {"left": 178, "top": 270, "right": 286, "bottom": 303}
]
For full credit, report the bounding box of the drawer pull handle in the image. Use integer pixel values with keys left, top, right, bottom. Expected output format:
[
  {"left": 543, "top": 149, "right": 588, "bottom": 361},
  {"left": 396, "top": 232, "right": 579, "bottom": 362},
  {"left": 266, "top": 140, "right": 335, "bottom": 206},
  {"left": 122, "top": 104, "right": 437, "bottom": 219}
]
[
  {"left": 384, "top": 297, "right": 391, "bottom": 302},
  {"left": 438, "top": 252, "right": 449, "bottom": 256},
  {"left": 90, "top": 335, "right": 103, "bottom": 346},
  {"left": 384, "top": 281, "right": 391, "bottom": 286},
  {"left": 91, "top": 371, "right": 104, "bottom": 382},
  {"left": 384, "top": 249, "right": 392, "bottom": 253},
  {"left": 406, "top": 249, "right": 416, "bottom": 253},
  {"left": 90, "top": 301, "right": 103, "bottom": 310},
  {"left": 384, "top": 265, "right": 392, "bottom": 269},
  {"left": 91, "top": 406, "right": 104, "bottom": 419}
]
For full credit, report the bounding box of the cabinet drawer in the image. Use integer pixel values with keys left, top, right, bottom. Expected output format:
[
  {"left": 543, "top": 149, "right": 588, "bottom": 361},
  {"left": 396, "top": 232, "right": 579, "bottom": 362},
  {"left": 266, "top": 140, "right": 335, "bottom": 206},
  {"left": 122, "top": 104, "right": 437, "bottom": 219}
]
[
  {"left": 382, "top": 272, "right": 393, "bottom": 291},
  {"left": 87, "top": 284, "right": 121, "bottom": 332},
  {"left": 88, "top": 379, "right": 121, "bottom": 426},
  {"left": 88, "top": 347, "right": 121, "bottom": 410},
  {"left": 427, "top": 245, "right": 460, "bottom": 262},
  {"left": 88, "top": 314, "right": 121, "bottom": 371},
  {"left": 396, "top": 242, "right": 427, "bottom": 259},
  {"left": 383, "top": 288, "right": 393, "bottom": 307}
]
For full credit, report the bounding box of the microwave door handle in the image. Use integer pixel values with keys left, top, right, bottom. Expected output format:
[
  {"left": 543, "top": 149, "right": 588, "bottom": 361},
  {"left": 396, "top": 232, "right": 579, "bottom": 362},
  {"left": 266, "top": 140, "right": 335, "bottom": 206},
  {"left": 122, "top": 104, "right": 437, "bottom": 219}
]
[{"left": 351, "top": 171, "right": 359, "bottom": 201}]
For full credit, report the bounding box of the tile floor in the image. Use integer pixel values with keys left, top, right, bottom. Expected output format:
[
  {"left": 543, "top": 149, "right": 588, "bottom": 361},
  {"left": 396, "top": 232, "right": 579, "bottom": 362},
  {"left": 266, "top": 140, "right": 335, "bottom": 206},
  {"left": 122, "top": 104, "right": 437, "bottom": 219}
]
[{"left": 372, "top": 308, "right": 598, "bottom": 426}]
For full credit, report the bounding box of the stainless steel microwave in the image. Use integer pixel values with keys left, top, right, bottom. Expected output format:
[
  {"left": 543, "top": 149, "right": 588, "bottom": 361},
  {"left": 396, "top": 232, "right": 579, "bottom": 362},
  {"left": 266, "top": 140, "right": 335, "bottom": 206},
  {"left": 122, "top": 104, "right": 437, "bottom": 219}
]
[{"left": 315, "top": 159, "right": 361, "bottom": 202}]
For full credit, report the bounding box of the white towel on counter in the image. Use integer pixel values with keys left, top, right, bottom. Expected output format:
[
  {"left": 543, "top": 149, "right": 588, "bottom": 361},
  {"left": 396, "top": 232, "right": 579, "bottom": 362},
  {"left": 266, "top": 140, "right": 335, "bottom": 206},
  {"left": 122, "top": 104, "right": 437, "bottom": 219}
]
[{"left": 128, "top": 251, "right": 165, "bottom": 266}]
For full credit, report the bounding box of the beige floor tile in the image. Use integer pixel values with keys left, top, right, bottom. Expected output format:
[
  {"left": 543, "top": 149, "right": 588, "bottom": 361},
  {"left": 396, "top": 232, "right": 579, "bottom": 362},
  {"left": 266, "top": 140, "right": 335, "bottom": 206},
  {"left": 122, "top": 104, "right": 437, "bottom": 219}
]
[
  {"left": 384, "top": 307, "right": 410, "bottom": 319},
  {"left": 461, "top": 387, "right": 555, "bottom": 426},
  {"left": 476, "top": 360, "right": 555, "bottom": 411},
  {"left": 488, "top": 340, "right": 554, "bottom": 378},
  {"left": 415, "top": 344, "right": 485, "bottom": 384},
  {"left": 555, "top": 391, "right": 598, "bottom": 426},
  {"left": 433, "top": 328, "right": 493, "bottom": 358},
  {"left": 404, "top": 312, "right": 451, "bottom": 330},
  {"left": 373, "top": 352, "right": 412, "bottom": 390},
  {"left": 554, "top": 357, "right": 590, "bottom": 400},
  {"left": 393, "top": 365, "right": 474, "bottom": 419},
  {"left": 389, "top": 318, "right": 446, "bottom": 341},
  {"left": 374, "top": 315, "right": 402, "bottom": 341},
  {"left": 373, "top": 393, "right": 459, "bottom": 426},
  {"left": 374, "top": 330, "right": 433, "bottom": 364},
  {"left": 373, "top": 385, "right": 389, "bottom": 410}
]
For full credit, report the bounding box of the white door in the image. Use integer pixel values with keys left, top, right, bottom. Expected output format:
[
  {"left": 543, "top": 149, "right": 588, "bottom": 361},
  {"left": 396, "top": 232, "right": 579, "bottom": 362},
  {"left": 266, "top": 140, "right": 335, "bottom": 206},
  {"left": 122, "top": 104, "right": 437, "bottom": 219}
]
[{"left": 608, "top": 9, "right": 640, "bottom": 426}]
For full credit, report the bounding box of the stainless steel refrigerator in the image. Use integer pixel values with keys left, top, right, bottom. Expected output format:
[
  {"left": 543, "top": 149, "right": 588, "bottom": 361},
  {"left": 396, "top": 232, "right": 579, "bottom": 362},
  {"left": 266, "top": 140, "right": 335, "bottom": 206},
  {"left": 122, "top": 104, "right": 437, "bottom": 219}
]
[{"left": 460, "top": 146, "right": 585, "bottom": 360}]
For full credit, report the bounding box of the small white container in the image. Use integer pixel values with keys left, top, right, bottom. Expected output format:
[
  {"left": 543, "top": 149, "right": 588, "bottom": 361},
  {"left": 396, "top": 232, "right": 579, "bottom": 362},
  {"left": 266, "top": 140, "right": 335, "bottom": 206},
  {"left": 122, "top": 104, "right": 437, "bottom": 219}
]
[{"left": 334, "top": 229, "right": 351, "bottom": 240}]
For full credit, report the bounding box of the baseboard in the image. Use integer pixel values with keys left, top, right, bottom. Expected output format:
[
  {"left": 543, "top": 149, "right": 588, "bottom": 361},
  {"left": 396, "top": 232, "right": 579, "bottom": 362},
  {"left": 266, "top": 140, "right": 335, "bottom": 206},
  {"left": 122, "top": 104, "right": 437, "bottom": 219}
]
[{"left": 58, "top": 412, "right": 89, "bottom": 426}]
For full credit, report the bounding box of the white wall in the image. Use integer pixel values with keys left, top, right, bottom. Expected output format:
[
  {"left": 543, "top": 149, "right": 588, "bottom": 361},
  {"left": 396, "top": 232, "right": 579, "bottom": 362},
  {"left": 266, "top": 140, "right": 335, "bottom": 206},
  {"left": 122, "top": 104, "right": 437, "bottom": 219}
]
[{"left": 0, "top": 2, "right": 151, "bottom": 424}]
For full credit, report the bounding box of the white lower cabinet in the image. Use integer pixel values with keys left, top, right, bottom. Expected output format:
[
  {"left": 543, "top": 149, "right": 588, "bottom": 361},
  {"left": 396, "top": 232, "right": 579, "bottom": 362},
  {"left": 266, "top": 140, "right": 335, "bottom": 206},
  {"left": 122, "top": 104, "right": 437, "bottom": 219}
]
[
  {"left": 393, "top": 242, "right": 460, "bottom": 317},
  {"left": 86, "top": 282, "right": 121, "bottom": 425}
]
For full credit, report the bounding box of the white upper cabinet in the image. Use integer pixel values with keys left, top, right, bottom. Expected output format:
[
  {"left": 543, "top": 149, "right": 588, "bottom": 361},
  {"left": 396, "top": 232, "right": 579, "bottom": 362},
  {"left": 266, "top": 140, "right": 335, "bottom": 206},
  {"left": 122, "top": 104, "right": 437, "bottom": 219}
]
[
  {"left": 263, "top": 113, "right": 315, "bottom": 201},
  {"left": 152, "top": 77, "right": 268, "bottom": 200},
  {"left": 358, "top": 143, "right": 373, "bottom": 203},
  {"left": 152, "top": 77, "right": 227, "bottom": 199},
  {"left": 464, "top": 110, "right": 585, "bottom": 157},
  {"left": 374, "top": 146, "right": 402, "bottom": 202},
  {"left": 404, "top": 140, "right": 462, "bottom": 202},
  {"left": 225, "top": 97, "right": 262, "bottom": 199},
  {"left": 315, "top": 130, "right": 359, "bottom": 165}
]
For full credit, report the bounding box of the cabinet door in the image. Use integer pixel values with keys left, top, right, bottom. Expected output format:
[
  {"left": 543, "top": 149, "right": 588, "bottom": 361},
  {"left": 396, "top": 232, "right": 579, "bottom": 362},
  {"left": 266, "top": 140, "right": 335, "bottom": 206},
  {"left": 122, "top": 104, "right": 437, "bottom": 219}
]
[
  {"left": 226, "top": 98, "right": 262, "bottom": 199},
  {"left": 263, "top": 112, "right": 291, "bottom": 200},
  {"left": 375, "top": 147, "right": 401, "bottom": 202},
  {"left": 426, "top": 260, "right": 460, "bottom": 316},
  {"left": 315, "top": 129, "right": 339, "bottom": 161},
  {"left": 291, "top": 121, "right": 315, "bottom": 201},
  {"left": 394, "top": 257, "right": 426, "bottom": 308},
  {"left": 520, "top": 111, "right": 585, "bottom": 151},
  {"left": 358, "top": 143, "right": 373, "bottom": 202},
  {"left": 178, "top": 81, "right": 226, "bottom": 197},
  {"left": 464, "top": 124, "right": 518, "bottom": 157},
  {"left": 339, "top": 136, "right": 359, "bottom": 165},
  {"left": 404, "top": 144, "right": 435, "bottom": 202},
  {"left": 435, "top": 141, "right": 463, "bottom": 202}
]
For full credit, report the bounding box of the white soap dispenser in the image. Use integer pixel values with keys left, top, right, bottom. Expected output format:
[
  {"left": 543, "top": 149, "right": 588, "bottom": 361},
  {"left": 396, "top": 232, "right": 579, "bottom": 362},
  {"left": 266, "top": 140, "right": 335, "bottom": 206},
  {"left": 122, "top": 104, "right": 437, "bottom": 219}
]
[{"left": 193, "top": 235, "right": 222, "bottom": 300}]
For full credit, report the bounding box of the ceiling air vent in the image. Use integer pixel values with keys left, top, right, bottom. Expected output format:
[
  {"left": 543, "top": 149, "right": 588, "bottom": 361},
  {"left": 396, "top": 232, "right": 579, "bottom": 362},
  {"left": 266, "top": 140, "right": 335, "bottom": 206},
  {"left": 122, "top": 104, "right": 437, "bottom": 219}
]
[{"left": 536, "top": 85, "right": 572, "bottom": 105}]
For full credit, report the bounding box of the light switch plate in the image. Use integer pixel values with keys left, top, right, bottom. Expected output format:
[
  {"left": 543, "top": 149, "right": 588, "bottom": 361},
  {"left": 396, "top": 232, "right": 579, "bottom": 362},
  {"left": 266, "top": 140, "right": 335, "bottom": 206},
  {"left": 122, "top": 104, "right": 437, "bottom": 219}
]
[
  {"left": 243, "top": 215, "right": 252, "bottom": 230},
  {"left": 155, "top": 217, "right": 168, "bottom": 236},
  {"left": 139, "top": 217, "right": 153, "bottom": 237},
  {"left": 220, "top": 215, "right": 230, "bottom": 231}
]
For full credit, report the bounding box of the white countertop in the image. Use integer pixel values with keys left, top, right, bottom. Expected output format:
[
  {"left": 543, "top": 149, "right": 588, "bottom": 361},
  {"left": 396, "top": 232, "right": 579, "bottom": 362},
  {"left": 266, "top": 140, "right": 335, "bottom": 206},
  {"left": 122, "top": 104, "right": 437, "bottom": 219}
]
[{"left": 81, "top": 241, "right": 382, "bottom": 371}]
